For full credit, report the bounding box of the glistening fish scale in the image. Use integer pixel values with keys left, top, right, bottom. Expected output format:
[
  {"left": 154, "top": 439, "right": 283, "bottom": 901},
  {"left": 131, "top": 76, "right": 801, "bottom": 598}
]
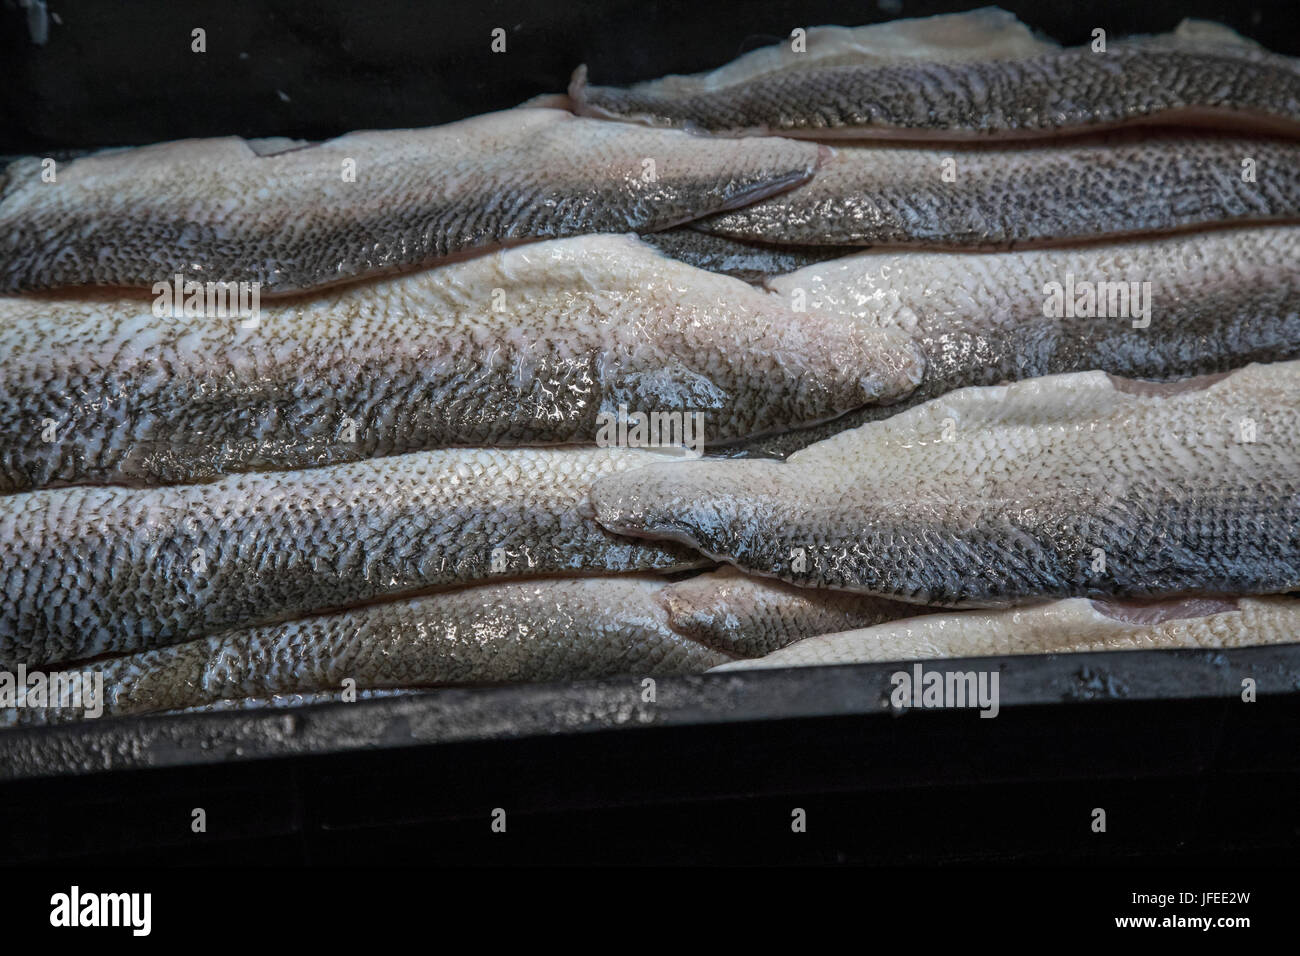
[
  {"left": 0, "top": 447, "right": 705, "bottom": 667},
  {"left": 0, "top": 235, "right": 920, "bottom": 490},
  {"left": 736, "top": 228, "right": 1300, "bottom": 457},
  {"left": 0, "top": 577, "right": 734, "bottom": 725},
  {"left": 711, "top": 596, "right": 1300, "bottom": 670},
  {"left": 575, "top": 46, "right": 1300, "bottom": 137},
  {"left": 594, "top": 363, "right": 1300, "bottom": 606},
  {"left": 0, "top": 108, "right": 821, "bottom": 294},
  {"left": 694, "top": 135, "right": 1300, "bottom": 248}
]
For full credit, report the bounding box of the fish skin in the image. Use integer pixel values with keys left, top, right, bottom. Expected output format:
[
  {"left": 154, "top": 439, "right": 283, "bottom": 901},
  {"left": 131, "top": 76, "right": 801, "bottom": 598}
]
[
  {"left": 571, "top": 18, "right": 1300, "bottom": 139},
  {"left": 734, "top": 228, "right": 1300, "bottom": 458},
  {"left": 711, "top": 596, "right": 1300, "bottom": 670},
  {"left": 660, "top": 566, "right": 917, "bottom": 658},
  {"left": 638, "top": 229, "right": 845, "bottom": 281},
  {"left": 694, "top": 134, "right": 1300, "bottom": 248},
  {"left": 0, "top": 447, "right": 706, "bottom": 667},
  {"left": 593, "top": 362, "right": 1300, "bottom": 606},
  {"left": 624, "top": 8, "right": 1059, "bottom": 98},
  {"left": 0, "top": 234, "right": 921, "bottom": 490},
  {"left": 1, "top": 577, "right": 732, "bottom": 725},
  {"left": 0, "top": 107, "right": 822, "bottom": 295}
]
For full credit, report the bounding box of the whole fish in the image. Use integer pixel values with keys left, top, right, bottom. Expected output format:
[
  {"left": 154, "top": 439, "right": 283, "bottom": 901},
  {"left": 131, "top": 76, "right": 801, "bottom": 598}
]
[
  {"left": 0, "top": 107, "right": 821, "bottom": 295},
  {"left": 638, "top": 229, "right": 845, "bottom": 281},
  {"left": 0, "top": 234, "right": 921, "bottom": 490},
  {"left": 712, "top": 596, "right": 1300, "bottom": 670},
  {"left": 694, "top": 134, "right": 1300, "bottom": 249},
  {"left": 1, "top": 576, "right": 732, "bottom": 725},
  {"left": 572, "top": 11, "right": 1300, "bottom": 139},
  {"left": 593, "top": 362, "right": 1300, "bottom": 606},
  {"left": 661, "top": 566, "right": 916, "bottom": 658},
  {"left": 0, "top": 447, "right": 705, "bottom": 667},
  {"left": 737, "top": 227, "right": 1300, "bottom": 457}
]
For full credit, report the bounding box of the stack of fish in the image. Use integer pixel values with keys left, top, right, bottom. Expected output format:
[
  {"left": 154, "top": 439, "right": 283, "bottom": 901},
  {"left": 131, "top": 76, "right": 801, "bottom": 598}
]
[{"left": 1, "top": 8, "right": 1297, "bottom": 725}]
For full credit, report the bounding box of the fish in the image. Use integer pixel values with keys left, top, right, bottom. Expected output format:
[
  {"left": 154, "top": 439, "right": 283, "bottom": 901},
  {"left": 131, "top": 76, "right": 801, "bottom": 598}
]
[
  {"left": 736, "top": 227, "right": 1300, "bottom": 457},
  {"left": 0, "top": 446, "right": 706, "bottom": 667},
  {"left": 592, "top": 362, "right": 1300, "bottom": 606},
  {"left": 571, "top": 11, "right": 1300, "bottom": 140},
  {"left": 661, "top": 566, "right": 917, "bottom": 658},
  {"left": 693, "top": 134, "right": 1300, "bottom": 249},
  {"left": 711, "top": 596, "right": 1300, "bottom": 670},
  {"left": 0, "top": 234, "right": 922, "bottom": 490},
  {"left": 0, "top": 107, "right": 822, "bottom": 295},
  {"left": 637, "top": 229, "right": 844, "bottom": 281},
  {"left": 0, "top": 576, "right": 732, "bottom": 725}
]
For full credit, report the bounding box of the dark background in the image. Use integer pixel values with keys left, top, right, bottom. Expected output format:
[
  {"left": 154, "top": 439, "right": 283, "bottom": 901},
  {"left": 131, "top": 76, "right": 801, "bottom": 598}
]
[{"left": 2, "top": 0, "right": 1299, "bottom": 152}]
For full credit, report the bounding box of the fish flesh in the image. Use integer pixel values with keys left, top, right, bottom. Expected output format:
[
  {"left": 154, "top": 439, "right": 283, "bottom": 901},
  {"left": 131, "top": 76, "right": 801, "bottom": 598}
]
[
  {"left": 593, "top": 362, "right": 1300, "bottom": 606},
  {"left": 0, "top": 447, "right": 705, "bottom": 667},
  {"left": 0, "top": 107, "right": 822, "bottom": 295},
  {"left": 572, "top": 11, "right": 1300, "bottom": 139},
  {"left": 694, "top": 134, "right": 1300, "bottom": 249},
  {"left": 661, "top": 566, "right": 916, "bottom": 658},
  {"left": 638, "top": 229, "right": 844, "bottom": 281},
  {"left": 737, "top": 227, "right": 1300, "bottom": 457},
  {"left": 712, "top": 596, "right": 1300, "bottom": 670},
  {"left": 0, "top": 234, "right": 922, "bottom": 490},
  {"left": 0, "top": 576, "right": 732, "bottom": 725}
]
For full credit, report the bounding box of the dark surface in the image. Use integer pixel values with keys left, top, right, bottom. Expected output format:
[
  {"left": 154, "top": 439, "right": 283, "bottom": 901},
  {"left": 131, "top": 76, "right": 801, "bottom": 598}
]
[
  {"left": 3, "top": 0, "right": 1299, "bottom": 152},
  {"left": 1, "top": 645, "right": 1298, "bottom": 864}
]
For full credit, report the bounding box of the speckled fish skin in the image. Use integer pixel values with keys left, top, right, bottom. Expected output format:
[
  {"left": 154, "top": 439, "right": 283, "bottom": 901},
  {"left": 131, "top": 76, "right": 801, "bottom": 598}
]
[
  {"left": 711, "top": 596, "right": 1300, "bottom": 670},
  {"left": 2, "top": 577, "right": 731, "bottom": 725},
  {"left": 593, "top": 362, "right": 1300, "bottom": 606},
  {"left": 694, "top": 134, "right": 1300, "bottom": 248},
  {"left": 660, "top": 566, "right": 917, "bottom": 658},
  {"left": 0, "top": 447, "right": 705, "bottom": 667},
  {"left": 0, "top": 107, "right": 822, "bottom": 295},
  {"left": 637, "top": 229, "right": 845, "bottom": 281},
  {"left": 0, "top": 234, "right": 922, "bottom": 491},
  {"left": 622, "top": 8, "right": 1058, "bottom": 97},
  {"left": 736, "top": 227, "right": 1300, "bottom": 458},
  {"left": 572, "top": 14, "right": 1300, "bottom": 139}
]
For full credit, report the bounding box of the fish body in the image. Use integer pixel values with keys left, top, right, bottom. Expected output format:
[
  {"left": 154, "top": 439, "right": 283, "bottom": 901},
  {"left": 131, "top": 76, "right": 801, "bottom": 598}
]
[
  {"left": 638, "top": 229, "right": 844, "bottom": 281},
  {"left": 594, "top": 362, "right": 1300, "bottom": 606},
  {"left": 0, "top": 234, "right": 920, "bottom": 490},
  {"left": 573, "top": 13, "right": 1300, "bottom": 139},
  {"left": 0, "top": 107, "right": 821, "bottom": 295},
  {"left": 0, "top": 447, "right": 705, "bottom": 666},
  {"left": 2, "top": 576, "right": 732, "bottom": 725},
  {"left": 694, "top": 134, "right": 1300, "bottom": 248},
  {"left": 661, "top": 566, "right": 917, "bottom": 658},
  {"left": 739, "top": 227, "right": 1300, "bottom": 457},
  {"left": 712, "top": 596, "right": 1300, "bottom": 670}
]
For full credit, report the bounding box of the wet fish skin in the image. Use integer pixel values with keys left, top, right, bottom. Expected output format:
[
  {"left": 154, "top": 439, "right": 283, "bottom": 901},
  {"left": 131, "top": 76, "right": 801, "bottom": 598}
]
[
  {"left": 638, "top": 229, "right": 845, "bottom": 281},
  {"left": 694, "top": 134, "right": 1300, "bottom": 249},
  {"left": 572, "top": 19, "right": 1300, "bottom": 139},
  {"left": 660, "top": 566, "right": 917, "bottom": 658},
  {"left": 0, "top": 234, "right": 921, "bottom": 490},
  {"left": 736, "top": 228, "right": 1300, "bottom": 457},
  {"left": 711, "top": 596, "right": 1300, "bottom": 670},
  {"left": 626, "top": 8, "right": 1058, "bottom": 97},
  {"left": 2, "top": 577, "right": 731, "bottom": 725},
  {"left": 0, "top": 107, "right": 822, "bottom": 295},
  {"left": 594, "top": 363, "right": 1300, "bottom": 606},
  {"left": 0, "top": 447, "right": 705, "bottom": 667}
]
